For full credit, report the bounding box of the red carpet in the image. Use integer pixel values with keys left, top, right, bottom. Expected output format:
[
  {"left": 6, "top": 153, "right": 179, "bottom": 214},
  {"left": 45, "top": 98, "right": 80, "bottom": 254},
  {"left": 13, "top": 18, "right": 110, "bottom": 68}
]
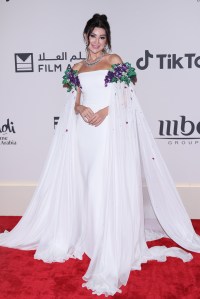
[{"left": 0, "top": 217, "right": 200, "bottom": 299}]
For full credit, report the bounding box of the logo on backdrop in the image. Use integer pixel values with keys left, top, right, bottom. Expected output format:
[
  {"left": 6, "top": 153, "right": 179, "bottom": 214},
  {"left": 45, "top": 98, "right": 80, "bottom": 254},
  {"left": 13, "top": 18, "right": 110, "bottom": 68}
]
[
  {"left": 14, "top": 51, "right": 85, "bottom": 73},
  {"left": 54, "top": 117, "right": 59, "bottom": 129},
  {"left": 15, "top": 53, "right": 34, "bottom": 72},
  {"left": 136, "top": 50, "right": 200, "bottom": 70},
  {"left": 14, "top": 50, "right": 200, "bottom": 72},
  {"left": 155, "top": 115, "right": 200, "bottom": 145},
  {"left": 0, "top": 119, "right": 17, "bottom": 145}
]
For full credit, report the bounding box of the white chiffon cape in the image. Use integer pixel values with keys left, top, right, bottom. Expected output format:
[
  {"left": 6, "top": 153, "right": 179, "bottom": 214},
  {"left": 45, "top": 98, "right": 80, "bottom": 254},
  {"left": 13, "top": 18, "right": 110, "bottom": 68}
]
[{"left": 0, "top": 81, "right": 200, "bottom": 296}]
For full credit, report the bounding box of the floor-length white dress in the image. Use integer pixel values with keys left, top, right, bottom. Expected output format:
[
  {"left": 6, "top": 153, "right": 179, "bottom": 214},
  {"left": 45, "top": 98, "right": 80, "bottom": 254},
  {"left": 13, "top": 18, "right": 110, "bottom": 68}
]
[{"left": 1, "top": 67, "right": 200, "bottom": 296}]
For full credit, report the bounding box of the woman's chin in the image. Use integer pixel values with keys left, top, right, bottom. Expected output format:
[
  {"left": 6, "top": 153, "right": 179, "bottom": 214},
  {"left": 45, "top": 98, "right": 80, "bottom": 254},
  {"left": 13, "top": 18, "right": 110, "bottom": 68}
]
[{"left": 89, "top": 48, "right": 103, "bottom": 54}]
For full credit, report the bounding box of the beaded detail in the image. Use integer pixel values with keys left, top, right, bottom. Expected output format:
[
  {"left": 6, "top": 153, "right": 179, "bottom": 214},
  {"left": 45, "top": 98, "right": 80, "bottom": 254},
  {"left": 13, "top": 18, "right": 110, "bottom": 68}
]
[
  {"left": 104, "top": 62, "right": 136, "bottom": 87},
  {"left": 62, "top": 66, "right": 81, "bottom": 92}
]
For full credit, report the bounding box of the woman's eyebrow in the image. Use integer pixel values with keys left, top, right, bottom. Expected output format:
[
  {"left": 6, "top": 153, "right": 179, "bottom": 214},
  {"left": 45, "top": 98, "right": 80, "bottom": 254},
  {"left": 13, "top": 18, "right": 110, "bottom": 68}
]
[{"left": 91, "top": 33, "right": 106, "bottom": 37}]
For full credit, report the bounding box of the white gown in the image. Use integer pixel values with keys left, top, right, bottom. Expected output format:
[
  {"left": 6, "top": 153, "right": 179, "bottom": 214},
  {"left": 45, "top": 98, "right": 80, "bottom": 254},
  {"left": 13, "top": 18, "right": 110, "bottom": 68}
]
[{"left": 0, "top": 69, "right": 200, "bottom": 296}]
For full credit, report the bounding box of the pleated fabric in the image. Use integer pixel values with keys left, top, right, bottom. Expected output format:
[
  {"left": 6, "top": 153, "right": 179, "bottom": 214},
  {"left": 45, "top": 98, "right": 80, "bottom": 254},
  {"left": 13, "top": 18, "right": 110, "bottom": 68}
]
[
  {"left": 82, "top": 78, "right": 199, "bottom": 296},
  {"left": 0, "top": 93, "right": 85, "bottom": 261},
  {"left": 0, "top": 71, "right": 200, "bottom": 296}
]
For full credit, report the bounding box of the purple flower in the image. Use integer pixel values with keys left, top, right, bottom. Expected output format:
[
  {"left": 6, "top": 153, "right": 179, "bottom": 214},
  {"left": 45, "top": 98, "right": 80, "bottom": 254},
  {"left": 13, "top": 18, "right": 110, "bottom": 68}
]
[
  {"left": 104, "top": 62, "right": 136, "bottom": 87},
  {"left": 62, "top": 67, "right": 81, "bottom": 92}
]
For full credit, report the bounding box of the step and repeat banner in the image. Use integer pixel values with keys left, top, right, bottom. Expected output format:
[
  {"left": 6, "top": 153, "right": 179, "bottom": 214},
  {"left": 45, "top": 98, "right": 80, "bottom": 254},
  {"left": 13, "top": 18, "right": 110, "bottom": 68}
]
[{"left": 0, "top": 0, "right": 200, "bottom": 215}]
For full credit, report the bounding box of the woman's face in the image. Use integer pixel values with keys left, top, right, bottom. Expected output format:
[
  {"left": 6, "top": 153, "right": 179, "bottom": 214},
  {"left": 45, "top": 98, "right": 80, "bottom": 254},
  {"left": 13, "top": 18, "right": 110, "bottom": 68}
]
[{"left": 87, "top": 27, "right": 107, "bottom": 54}]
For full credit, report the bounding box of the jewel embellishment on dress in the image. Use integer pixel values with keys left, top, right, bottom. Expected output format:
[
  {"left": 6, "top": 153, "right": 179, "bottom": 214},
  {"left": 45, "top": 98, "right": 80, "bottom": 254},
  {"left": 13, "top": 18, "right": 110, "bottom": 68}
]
[
  {"left": 62, "top": 66, "right": 81, "bottom": 92},
  {"left": 104, "top": 62, "right": 136, "bottom": 87}
]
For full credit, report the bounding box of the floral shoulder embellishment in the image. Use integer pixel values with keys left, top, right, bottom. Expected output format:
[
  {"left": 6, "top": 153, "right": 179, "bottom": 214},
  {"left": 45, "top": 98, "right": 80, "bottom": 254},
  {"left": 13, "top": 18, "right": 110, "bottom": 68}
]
[
  {"left": 105, "top": 62, "right": 136, "bottom": 87},
  {"left": 62, "top": 66, "right": 81, "bottom": 92}
]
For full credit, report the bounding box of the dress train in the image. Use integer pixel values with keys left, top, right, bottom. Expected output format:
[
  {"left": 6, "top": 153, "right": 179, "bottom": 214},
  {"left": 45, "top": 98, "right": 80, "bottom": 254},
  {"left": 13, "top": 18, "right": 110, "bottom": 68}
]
[{"left": 0, "top": 76, "right": 200, "bottom": 296}]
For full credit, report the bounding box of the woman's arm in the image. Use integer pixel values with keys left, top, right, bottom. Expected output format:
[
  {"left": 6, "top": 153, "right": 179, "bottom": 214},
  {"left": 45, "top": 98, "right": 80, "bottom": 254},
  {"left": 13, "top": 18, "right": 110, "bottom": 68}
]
[
  {"left": 72, "top": 63, "right": 95, "bottom": 122},
  {"left": 88, "top": 106, "right": 108, "bottom": 127}
]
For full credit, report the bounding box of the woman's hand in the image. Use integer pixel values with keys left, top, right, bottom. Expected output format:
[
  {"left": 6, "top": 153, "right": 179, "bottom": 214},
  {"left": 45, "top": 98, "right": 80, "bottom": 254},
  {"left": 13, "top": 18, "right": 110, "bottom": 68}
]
[
  {"left": 88, "top": 107, "right": 109, "bottom": 127},
  {"left": 75, "top": 104, "right": 94, "bottom": 123}
]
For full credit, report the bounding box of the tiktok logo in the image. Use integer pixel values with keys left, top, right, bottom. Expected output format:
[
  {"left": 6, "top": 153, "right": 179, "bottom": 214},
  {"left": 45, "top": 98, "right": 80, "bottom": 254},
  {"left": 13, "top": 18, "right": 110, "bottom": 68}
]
[
  {"left": 136, "top": 50, "right": 154, "bottom": 70},
  {"left": 136, "top": 50, "right": 200, "bottom": 70}
]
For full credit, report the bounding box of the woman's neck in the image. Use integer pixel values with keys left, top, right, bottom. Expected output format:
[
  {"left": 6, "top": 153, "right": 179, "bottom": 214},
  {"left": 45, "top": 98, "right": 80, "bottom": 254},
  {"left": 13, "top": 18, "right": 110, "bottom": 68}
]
[{"left": 87, "top": 51, "right": 104, "bottom": 61}]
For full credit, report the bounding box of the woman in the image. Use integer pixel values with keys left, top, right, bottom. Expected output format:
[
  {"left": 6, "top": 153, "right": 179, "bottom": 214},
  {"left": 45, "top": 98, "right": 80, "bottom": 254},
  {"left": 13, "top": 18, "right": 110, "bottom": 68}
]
[{"left": 0, "top": 14, "right": 200, "bottom": 296}]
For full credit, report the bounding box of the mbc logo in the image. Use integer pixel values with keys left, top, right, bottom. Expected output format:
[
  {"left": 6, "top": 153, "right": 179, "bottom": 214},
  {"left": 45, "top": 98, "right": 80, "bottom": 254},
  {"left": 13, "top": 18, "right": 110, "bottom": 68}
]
[{"left": 157, "top": 116, "right": 200, "bottom": 139}]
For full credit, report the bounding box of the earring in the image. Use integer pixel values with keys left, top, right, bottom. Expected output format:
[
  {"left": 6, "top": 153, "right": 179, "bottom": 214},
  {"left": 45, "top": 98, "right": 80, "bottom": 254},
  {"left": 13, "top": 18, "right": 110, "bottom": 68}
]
[
  {"left": 103, "top": 45, "right": 109, "bottom": 53},
  {"left": 85, "top": 44, "right": 89, "bottom": 60},
  {"left": 85, "top": 41, "right": 89, "bottom": 50}
]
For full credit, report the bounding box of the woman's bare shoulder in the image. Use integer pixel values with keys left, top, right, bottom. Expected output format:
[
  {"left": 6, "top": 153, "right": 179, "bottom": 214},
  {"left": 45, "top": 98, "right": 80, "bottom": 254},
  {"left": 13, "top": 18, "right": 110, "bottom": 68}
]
[
  {"left": 72, "top": 61, "right": 85, "bottom": 71},
  {"left": 107, "top": 53, "right": 123, "bottom": 65}
]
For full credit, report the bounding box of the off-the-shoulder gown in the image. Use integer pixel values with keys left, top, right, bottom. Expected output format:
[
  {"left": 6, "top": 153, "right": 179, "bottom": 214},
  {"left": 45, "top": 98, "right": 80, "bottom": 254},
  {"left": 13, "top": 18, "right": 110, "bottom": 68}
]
[{"left": 1, "top": 68, "right": 200, "bottom": 296}]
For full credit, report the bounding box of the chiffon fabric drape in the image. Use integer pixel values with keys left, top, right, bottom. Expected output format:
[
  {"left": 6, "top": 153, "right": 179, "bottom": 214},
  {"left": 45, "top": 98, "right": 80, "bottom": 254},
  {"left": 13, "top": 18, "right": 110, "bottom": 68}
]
[{"left": 0, "top": 70, "right": 200, "bottom": 296}]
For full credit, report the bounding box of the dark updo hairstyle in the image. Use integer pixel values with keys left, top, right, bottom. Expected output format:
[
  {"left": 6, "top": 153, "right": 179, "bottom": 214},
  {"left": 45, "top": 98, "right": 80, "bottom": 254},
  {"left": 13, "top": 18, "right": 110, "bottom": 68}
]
[{"left": 83, "top": 14, "right": 111, "bottom": 51}]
